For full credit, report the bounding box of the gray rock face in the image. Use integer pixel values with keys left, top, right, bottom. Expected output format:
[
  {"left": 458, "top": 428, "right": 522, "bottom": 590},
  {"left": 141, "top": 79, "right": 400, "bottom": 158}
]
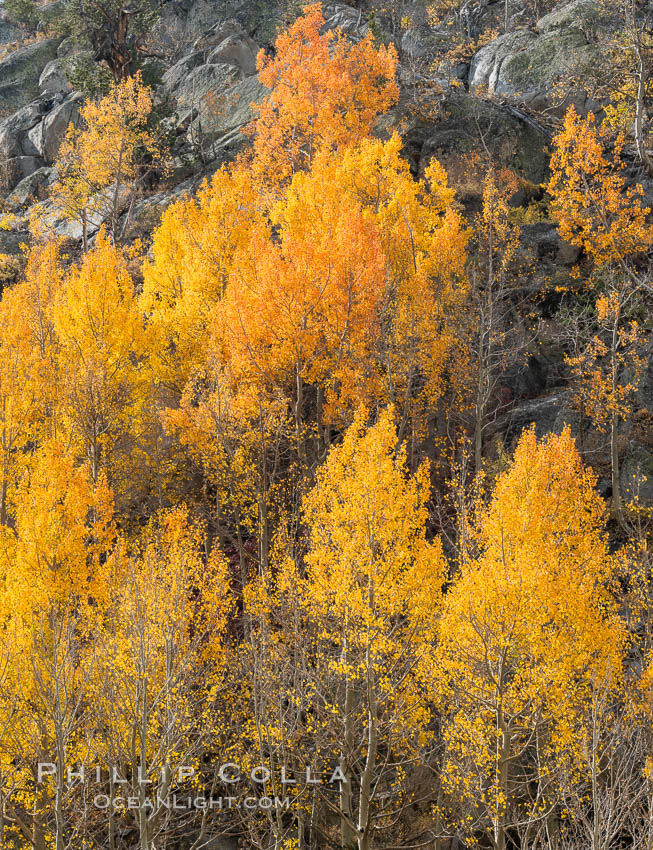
[
  {"left": 0, "top": 38, "right": 60, "bottom": 114},
  {"left": 0, "top": 100, "right": 43, "bottom": 159},
  {"left": 500, "top": 391, "right": 571, "bottom": 442},
  {"left": 413, "top": 93, "right": 549, "bottom": 189},
  {"left": 151, "top": 0, "right": 231, "bottom": 59},
  {"left": 401, "top": 27, "right": 430, "bottom": 58},
  {"left": 28, "top": 95, "right": 81, "bottom": 162},
  {"left": 519, "top": 222, "right": 581, "bottom": 266},
  {"left": 4, "top": 155, "right": 41, "bottom": 184},
  {"left": 621, "top": 442, "right": 653, "bottom": 505},
  {"left": 39, "top": 58, "right": 70, "bottom": 94},
  {"left": 0, "top": 228, "right": 29, "bottom": 255},
  {"left": 537, "top": 0, "right": 598, "bottom": 33},
  {"left": 323, "top": 3, "right": 369, "bottom": 39},
  {"left": 468, "top": 8, "right": 599, "bottom": 114},
  {"left": 7, "top": 165, "right": 56, "bottom": 206},
  {"left": 56, "top": 35, "right": 90, "bottom": 59},
  {"left": 207, "top": 34, "right": 259, "bottom": 76},
  {"left": 0, "top": 13, "right": 23, "bottom": 46},
  {"left": 162, "top": 50, "right": 209, "bottom": 94},
  {"left": 174, "top": 62, "right": 243, "bottom": 123},
  {"left": 469, "top": 30, "right": 537, "bottom": 93},
  {"left": 0, "top": 93, "right": 69, "bottom": 176},
  {"left": 186, "top": 74, "right": 269, "bottom": 144}
]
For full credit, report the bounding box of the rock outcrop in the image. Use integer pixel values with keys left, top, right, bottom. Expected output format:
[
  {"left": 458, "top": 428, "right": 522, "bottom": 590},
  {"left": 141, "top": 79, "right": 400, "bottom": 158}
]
[
  {"left": 0, "top": 38, "right": 60, "bottom": 114},
  {"left": 469, "top": 0, "right": 601, "bottom": 114}
]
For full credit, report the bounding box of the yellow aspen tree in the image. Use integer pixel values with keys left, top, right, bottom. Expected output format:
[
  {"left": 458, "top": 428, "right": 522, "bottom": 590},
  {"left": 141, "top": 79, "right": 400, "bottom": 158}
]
[
  {"left": 217, "top": 162, "right": 387, "bottom": 460},
  {"left": 574, "top": 0, "right": 653, "bottom": 177},
  {"left": 548, "top": 107, "right": 653, "bottom": 274},
  {"left": 466, "top": 172, "right": 524, "bottom": 473},
  {"left": 566, "top": 284, "right": 646, "bottom": 526},
  {"left": 241, "top": 407, "right": 445, "bottom": 850},
  {"left": 4, "top": 440, "right": 114, "bottom": 617},
  {"left": 52, "top": 230, "right": 147, "bottom": 499},
  {"left": 0, "top": 241, "right": 63, "bottom": 466},
  {"left": 432, "top": 428, "right": 626, "bottom": 850},
  {"left": 88, "top": 507, "right": 232, "bottom": 850},
  {"left": 140, "top": 165, "right": 263, "bottom": 393},
  {"left": 0, "top": 440, "right": 114, "bottom": 850},
  {"left": 0, "top": 285, "right": 50, "bottom": 524},
  {"left": 51, "top": 74, "right": 162, "bottom": 250},
  {"left": 162, "top": 354, "right": 288, "bottom": 576},
  {"left": 549, "top": 107, "right": 651, "bottom": 525}
]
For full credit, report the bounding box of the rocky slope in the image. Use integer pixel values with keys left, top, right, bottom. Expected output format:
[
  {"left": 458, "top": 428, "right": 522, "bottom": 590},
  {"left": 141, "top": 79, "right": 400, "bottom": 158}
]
[{"left": 0, "top": 0, "right": 651, "bottom": 509}]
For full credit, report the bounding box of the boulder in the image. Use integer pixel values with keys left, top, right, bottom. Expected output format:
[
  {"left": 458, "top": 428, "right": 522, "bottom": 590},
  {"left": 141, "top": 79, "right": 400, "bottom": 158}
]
[
  {"left": 33, "top": 198, "right": 86, "bottom": 241},
  {"left": 0, "top": 13, "right": 23, "bottom": 46},
  {"left": 621, "top": 441, "right": 653, "bottom": 505},
  {"left": 173, "top": 62, "right": 242, "bottom": 124},
  {"left": 468, "top": 20, "right": 599, "bottom": 114},
  {"left": 0, "top": 98, "right": 50, "bottom": 159},
  {"left": 0, "top": 38, "right": 60, "bottom": 114},
  {"left": 0, "top": 228, "right": 29, "bottom": 255},
  {"left": 536, "top": 0, "right": 598, "bottom": 33},
  {"left": 410, "top": 93, "right": 549, "bottom": 193},
  {"left": 519, "top": 222, "right": 581, "bottom": 266},
  {"left": 28, "top": 94, "right": 81, "bottom": 161},
  {"left": 469, "top": 30, "right": 537, "bottom": 93},
  {"left": 161, "top": 50, "right": 208, "bottom": 94},
  {"left": 323, "top": 3, "right": 369, "bottom": 39},
  {"left": 192, "top": 18, "right": 244, "bottom": 51},
  {"left": 207, "top": 35, "right": 259, "bottom": 76},
  {"left": 3, "top": 155, "right": 41, "bottom": 189},
  {"left": 186, "top": 75, "right": 269, "bottom": 144},
  {"left": 39, "top": 58, "right": 70, "bottom": 94},
  {"left": 151, "top": 0, "right": 228, "bottom": 58},
  {"left": 499, "top": 391, "right": 570, "bottom": 443},
  {"left": 401, "top": 27, "right": 430, "bottom": 58},
  {"left": 7, "top": 165, "right": 56, "bottom": 206}
]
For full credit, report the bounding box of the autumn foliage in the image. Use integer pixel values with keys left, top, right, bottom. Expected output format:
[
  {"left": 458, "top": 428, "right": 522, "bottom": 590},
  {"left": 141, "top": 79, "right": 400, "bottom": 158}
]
[
  {"left": 0, "top": 5, "right": 650, "bottom": 850},
  {"left": 251, "top": 3, "right": 398, "bottom": 187}
]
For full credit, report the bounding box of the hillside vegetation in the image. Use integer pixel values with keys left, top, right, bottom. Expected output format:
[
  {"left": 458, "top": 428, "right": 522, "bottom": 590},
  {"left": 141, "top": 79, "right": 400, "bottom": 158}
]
[{"left": 0, "top": 0, "right": 650, "bottom": 848}]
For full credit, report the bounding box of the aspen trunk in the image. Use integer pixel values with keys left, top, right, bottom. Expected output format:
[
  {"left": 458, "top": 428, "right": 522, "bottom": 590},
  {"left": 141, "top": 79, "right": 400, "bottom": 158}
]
[{"left": 340, "top": 633, "right": 356, "bottom": 849}]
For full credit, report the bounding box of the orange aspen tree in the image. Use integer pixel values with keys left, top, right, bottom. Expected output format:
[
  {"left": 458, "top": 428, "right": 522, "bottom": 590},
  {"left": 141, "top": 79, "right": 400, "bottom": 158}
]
[
  {"left": 287, "top": 136, "right": 468, "bottom": 442},
  {"left": 250, "top": 3, "right": 398, "bottom": 191},
  {"left": 217, "top": 161, "right": 387, "bottom": 458},
  {"left": 217, "top": 136, "right": 467, "bottom": 452},
  {"left": 432, "top": 428, "right": 626, "bottom": 850}
]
